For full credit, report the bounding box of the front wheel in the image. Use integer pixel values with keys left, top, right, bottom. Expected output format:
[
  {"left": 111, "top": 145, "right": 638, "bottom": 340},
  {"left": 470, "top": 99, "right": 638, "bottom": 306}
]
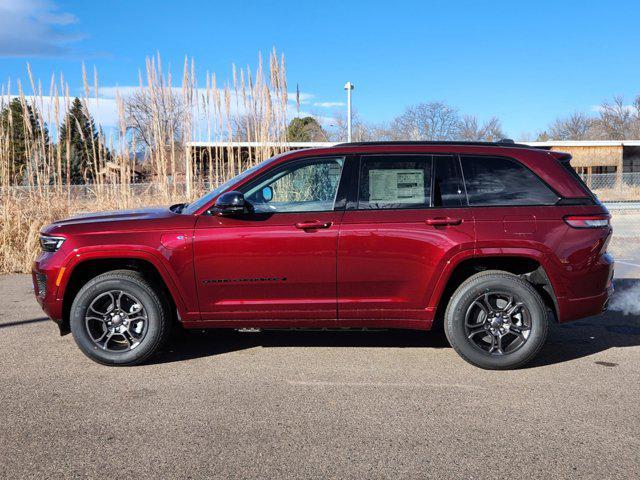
[
  {"left": 445, "top": 270, "right": 549, "bottom": 370},
  {"left": 70, "top": 270, "right": 171, "bottom": 366}
]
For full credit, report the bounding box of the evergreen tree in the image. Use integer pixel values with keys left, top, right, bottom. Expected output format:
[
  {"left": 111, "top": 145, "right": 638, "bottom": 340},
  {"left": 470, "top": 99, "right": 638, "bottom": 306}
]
[
  {"left": 58, "top": 97, "right": 108, "bottom": 183},
  {"left": 0, "top": 98, "right": 49, "bottom": 183},
  {"left": 286, "top": 116, "right": 326, "bottom": 142}
]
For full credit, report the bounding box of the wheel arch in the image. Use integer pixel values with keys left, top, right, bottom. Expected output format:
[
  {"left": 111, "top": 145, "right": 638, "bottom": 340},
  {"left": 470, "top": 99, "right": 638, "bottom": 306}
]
[
  {"left": 59, "top": 252, "right": 186, "bottom": 335},
  {"left": 430, "top": 250, "right": 560, "bottom": 329}
]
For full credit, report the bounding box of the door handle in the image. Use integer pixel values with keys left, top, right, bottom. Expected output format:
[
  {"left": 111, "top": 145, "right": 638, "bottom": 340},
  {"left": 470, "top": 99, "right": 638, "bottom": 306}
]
[
  {"left": 425, "top": 217, "right": 463, "bottom": 226},
  {"left": 295, "top": 220, "right": 333, "bottom": 230}
]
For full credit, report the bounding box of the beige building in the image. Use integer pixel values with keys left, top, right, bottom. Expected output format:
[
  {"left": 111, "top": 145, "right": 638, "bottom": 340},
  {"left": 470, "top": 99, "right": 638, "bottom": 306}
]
[{"left": 525, "top": 140, "right": 640, "bottom": 175}]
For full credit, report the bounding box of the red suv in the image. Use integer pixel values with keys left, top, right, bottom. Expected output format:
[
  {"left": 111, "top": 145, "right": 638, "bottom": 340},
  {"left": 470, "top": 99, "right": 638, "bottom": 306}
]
[{"left": 33, "top": 141, "right": 614, "bottom": 369}]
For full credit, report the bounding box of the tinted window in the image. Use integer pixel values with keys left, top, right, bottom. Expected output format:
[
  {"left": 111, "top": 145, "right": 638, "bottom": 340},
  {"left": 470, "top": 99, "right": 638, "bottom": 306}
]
[
  {"left": 461, "top": 155, "right": 558, "bottom": 206},
  {"left": 358, "top": 155, "right": 431, "bottom": 209},
  {"left": 558, "top": 159, "right": 596, "bottom": 200},
  {"left": 433, "top": 155, "right": 465, "bottom": 207},
  {"left": 243, "top": 158, "right": 344, "bottom": 213}
]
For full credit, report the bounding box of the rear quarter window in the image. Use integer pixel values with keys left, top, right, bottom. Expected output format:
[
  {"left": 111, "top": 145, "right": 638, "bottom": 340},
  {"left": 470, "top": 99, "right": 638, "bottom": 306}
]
[
  {"left": 557, "top": 158, "right": 598, "bottom": 201},
  {"left": 461, "top": 155, "right": 559, "bottom": 206}
]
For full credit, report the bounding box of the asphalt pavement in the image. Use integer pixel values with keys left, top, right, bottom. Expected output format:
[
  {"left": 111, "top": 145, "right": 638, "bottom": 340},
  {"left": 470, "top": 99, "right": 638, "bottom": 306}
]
[{"left": 1, "top": 273, "right": 639, "bottom": 479}]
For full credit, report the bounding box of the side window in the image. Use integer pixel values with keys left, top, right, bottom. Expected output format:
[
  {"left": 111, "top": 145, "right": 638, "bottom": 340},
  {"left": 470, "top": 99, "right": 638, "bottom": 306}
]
[
  {"left": 358, "top": 155, "right": 431, "bottom": 210},
  {"left": 433, "top": 155, "right": 465, "bottom": 207},
  {"left": 461, "top": 155, "right": 559, "bottom": 206},
  {"left": 243, "top": 157, "right": 344, "bottom": 213}
]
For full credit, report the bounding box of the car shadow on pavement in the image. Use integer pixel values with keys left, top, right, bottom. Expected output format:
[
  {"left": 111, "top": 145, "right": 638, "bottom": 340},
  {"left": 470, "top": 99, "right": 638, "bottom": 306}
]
[
  {"left": 0, "top": 317, "right": 49, "bottom": 329},
  {"left": 151, "top": 328, "right": 451, "bottom": 365},
  {"left": 153, "top": 279, "right": 640, "bottom": 368}
]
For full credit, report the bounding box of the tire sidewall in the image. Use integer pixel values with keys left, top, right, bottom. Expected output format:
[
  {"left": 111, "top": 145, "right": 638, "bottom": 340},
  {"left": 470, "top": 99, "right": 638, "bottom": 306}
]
[
  {"left": 70, "top": 276, "right": 164, "bottom": 365},
  {"left": 445, "top": 274, "right": 548, "bottom": 369}
]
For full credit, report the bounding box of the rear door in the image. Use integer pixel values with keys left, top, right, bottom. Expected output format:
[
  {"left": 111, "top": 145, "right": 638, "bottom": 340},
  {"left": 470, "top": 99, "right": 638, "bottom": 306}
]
[
  {"left": 461, "top": 154, "right": 561, "bottom": 247},
  {"left": 337, "top": 154, "right": 475, "bottom": 328}
]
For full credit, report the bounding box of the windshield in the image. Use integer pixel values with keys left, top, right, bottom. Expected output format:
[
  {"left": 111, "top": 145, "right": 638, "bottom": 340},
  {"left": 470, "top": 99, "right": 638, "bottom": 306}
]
[{"left": 182, "top": 157, "right": 277, "bottom": 214}]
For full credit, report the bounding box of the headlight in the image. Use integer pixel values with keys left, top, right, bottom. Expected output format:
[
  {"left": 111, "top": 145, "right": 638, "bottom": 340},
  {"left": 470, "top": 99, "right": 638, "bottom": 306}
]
[{"left": 40, "top": 235, "right": 66, "bottom": 252}]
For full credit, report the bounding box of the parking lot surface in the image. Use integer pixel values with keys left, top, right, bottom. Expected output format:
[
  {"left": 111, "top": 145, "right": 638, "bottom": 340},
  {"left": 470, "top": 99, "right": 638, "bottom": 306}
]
[{"left": 1, "top": 273, "right": 639, "bottom": 479}]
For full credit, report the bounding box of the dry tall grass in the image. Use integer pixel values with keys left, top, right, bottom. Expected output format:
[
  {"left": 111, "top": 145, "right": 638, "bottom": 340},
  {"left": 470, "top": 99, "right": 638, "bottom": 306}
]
[{"left": 0, "top": 51, "right": 290, "bottom": 273}]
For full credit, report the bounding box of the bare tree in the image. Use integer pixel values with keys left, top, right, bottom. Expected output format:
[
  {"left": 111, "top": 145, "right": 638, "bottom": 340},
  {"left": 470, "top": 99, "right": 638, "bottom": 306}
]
[
  {"left": 329, "top": 103, "right": 509, "bottom": 143},
  {"left": 596, "top": 96, "right": 634, "bottom": 140},
  {"left": 389, "top": 102, "right": 460, "bottom": 140},
  {"left": 547, "top": 112, "right": 595, "bottom": 140},
  {"left": 458, "top": 115, "right": 505, "bottom": 141},
  {"left": 542, "top": 94, "right": 640, "bottom": 141},
  {"left": 535, "top": 131, "right": 550, "bottom": 141},
  {"left": 329, "top": 109, "right": 392, "bottom": 142},
  {"left": 233, "top": 114, "right": 259, "bottom": 142},
  {"left": 123, "top": 89, "right": 186, "bottom": 151}
]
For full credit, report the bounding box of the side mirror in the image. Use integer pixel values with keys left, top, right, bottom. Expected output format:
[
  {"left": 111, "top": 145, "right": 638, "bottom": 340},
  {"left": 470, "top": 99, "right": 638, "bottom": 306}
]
[
  {"left": 262, "top": 186, "right": 273, "bottom": 202},
  {"left": 211, "top": 191, "right": 248, "bottom": 216}
]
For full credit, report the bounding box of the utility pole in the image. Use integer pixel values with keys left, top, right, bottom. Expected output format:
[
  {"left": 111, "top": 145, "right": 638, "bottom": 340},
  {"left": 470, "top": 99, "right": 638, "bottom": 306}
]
[
  {"left": 185, "top": 143, "right": 192, "bottom": 198},
  {"left": 344, "top": 82, "right": 354, "bottom": 142}
]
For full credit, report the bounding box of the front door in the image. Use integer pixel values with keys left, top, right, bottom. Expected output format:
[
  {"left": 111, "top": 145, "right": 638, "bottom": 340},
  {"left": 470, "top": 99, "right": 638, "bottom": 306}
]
[
  {"left": 194, "top": 156, "right": 346, "bottom": 326},
  {"left": 337, "top": 154, "right": 475, "bottom": 328}
]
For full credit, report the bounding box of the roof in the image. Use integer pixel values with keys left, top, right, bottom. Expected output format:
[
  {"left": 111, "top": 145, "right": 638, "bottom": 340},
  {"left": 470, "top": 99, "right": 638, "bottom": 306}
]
[
  {"left": 186, "top": 140, "right": 640, "bottom": 148},
  {"left": 186, "top": 141, "right": 336, "bottom": 148},
  {"left": 520, "top": 140, "right": 640, "bottom": 147},
  {"left": 334, "top": 140, "right": 531, "bottom": 148}
]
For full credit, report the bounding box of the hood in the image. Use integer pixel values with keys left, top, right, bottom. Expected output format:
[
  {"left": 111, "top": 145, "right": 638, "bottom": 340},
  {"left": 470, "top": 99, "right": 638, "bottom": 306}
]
[{"left": 42, "top": 206, "right": 176, "bottom": 234}]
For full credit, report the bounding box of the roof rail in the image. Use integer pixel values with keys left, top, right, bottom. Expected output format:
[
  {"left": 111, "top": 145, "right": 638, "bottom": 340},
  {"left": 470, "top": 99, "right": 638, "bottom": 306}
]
[{"left": 333, "top": 139, "right": 532, "bottom": 148}]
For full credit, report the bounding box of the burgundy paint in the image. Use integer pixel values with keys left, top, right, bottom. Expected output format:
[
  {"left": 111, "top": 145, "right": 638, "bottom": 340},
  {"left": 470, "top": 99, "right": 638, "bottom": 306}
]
[{"left": 33, "top": 144, "right": 614, "bottom": 332}]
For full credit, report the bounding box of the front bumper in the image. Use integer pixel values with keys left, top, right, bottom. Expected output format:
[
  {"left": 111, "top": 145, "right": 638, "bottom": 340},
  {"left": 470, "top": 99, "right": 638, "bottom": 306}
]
[{"left": 32, "top": 256, "right": 65, "bottom": 331}]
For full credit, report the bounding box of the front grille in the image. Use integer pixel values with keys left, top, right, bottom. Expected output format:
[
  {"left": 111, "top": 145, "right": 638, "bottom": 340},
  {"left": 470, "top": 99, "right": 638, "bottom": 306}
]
[{"left": 35, "top": 272, "right": 47, "bottom": 297}]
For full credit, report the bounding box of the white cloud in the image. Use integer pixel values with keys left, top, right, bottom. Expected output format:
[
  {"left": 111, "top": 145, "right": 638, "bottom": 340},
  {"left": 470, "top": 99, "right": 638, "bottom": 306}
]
[
  {"left": 0, "top": 0, "right": 81, "bottom": 57},
  {"left": 287, "top": 91, "right": 314, "bottom": 104},
  {"left": 313, "top": 101, "right": 345, "bottom": 108},
  {"left": 590, "top": 103, "right": 636, "bottom": 114}
]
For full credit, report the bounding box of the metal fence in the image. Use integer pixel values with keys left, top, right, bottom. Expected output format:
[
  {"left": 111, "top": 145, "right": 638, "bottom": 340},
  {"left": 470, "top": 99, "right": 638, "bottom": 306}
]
[
  {"left": 576, "top": 173, "right": 640, "bottom": 238},
  {"left": 0, "top": 182, "right": 212, "bottom": 199},
  {"left": 3, "top": 173, "right": 639, "bottom": 197},
  {"left": 579, "top": 172, "right": 640, "bottom": 202}
]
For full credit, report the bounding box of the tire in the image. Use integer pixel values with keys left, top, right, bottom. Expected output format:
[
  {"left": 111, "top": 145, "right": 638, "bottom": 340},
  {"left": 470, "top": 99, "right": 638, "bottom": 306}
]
[
  {"left": 70, "top": 270, "right": 171, "bottom": 366},
  {"left": 444, "top": 270, "right": 549, "bottom": 370}
]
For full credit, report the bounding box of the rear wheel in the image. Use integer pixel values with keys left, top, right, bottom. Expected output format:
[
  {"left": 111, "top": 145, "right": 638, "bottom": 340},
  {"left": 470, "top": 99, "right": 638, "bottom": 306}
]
[
  {"left": 70, "top": 270, "right": 171, "bottom": 366},
  {"left": 445, "top": 270, "right": 549, "bottom": 370}
]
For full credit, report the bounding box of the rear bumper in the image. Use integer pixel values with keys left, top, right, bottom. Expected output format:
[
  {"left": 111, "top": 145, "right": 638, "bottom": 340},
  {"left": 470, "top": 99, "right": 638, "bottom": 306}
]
[
  {"left": 557, "top": 254, "right": 614, "bottom": 322},
  {"left": 558, "top": 285, "right": 614, "bottom": 322}
]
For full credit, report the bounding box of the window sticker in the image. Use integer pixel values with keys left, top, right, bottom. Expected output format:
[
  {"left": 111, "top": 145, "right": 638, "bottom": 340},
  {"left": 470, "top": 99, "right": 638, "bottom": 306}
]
[{"left": 369, "top": 169, "right": 425, "bottom": 204}]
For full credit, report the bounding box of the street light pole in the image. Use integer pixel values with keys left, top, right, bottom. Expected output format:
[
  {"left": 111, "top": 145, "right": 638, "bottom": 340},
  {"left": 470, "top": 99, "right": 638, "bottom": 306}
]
[{"left": 344, "top": 82, "right": 354, "bottom": 142}]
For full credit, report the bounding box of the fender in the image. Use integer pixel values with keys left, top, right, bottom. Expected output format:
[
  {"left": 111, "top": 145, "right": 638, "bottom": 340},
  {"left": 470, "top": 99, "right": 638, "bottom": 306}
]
[
  {"left": 427, "top": 248, "right": 476, "bottom": 309},
  {"left": 427, "top": 246, "right": 565, "bottom": 309},
  {"left": 474, "top": 246, "right": 566, "bottom": 297},
  {"left": 55, "top": 246, "right": 196, "bottom": 322}
]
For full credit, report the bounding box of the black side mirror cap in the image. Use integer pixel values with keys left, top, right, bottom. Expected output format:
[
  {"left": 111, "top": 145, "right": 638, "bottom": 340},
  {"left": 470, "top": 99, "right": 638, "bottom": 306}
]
[{"left": 211, "top": 191, "right": 247, "bottom": 216}]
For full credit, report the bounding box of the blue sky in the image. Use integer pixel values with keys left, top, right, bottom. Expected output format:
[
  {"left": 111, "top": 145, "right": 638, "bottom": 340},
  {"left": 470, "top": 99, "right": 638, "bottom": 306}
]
[{"left": 0, "top": 0, "right": 638, "bottom": 138}]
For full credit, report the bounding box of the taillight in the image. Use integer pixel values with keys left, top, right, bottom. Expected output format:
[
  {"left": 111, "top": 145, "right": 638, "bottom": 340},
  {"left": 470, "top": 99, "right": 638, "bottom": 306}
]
[{"left": 563, "top": 214, "right": 610, "bottom": 229}]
